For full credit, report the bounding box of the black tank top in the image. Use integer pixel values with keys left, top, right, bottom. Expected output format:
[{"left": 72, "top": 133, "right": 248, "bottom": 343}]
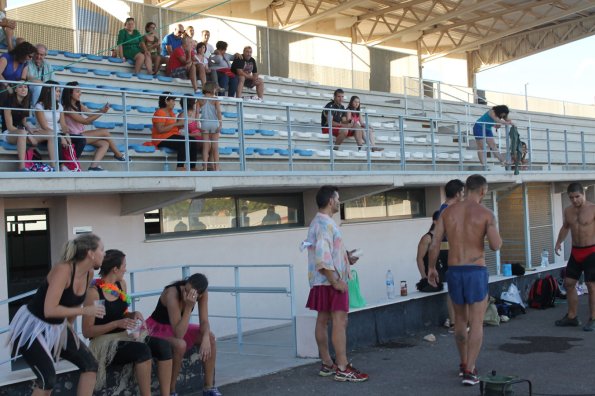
[
  {"left": 150, "top": 283, "right": 193, "bottom": 325},
  {"left": 422, "top": 231, "right": 433, "bottom": 273},
  {"left": 28, "top": 263, "right": 89, "bottom": 325},
  {"left": 93, "top": 281, "right": 129, "bottom": 334}
]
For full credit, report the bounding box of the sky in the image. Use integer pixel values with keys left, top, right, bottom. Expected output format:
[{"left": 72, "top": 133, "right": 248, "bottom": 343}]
[{"left": 474, "top": 35, "right": 595, "bottom": 106}]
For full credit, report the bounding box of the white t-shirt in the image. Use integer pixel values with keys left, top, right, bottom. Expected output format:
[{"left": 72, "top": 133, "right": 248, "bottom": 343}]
[{"left": 35, "top": 102, "right": 63, "bottom": 131}]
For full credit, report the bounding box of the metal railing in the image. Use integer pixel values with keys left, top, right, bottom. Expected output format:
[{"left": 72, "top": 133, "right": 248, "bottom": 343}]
[
  {"left": 0, "top": 80, "right": 593, "bottom": 174},
  {"left": 0, "top": 263, "right": 296, "bottom": 372}
]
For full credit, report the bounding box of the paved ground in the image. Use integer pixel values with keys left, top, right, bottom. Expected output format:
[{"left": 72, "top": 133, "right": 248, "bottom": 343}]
[{"left": 217, "top": 295, "right": 594, "bottom": 396}]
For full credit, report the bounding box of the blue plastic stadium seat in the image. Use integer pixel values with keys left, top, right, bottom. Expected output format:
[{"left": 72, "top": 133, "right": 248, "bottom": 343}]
[
  {"left": 257, "top": 129, "right": 276, "bottom": 136},
  {"left": 127, "top": 59, "right": 134, "bottom": 65},
  {"left": 91, "top": 69, "right": 111, "bottom": 76},
  {"left": 230, "top": 147, "right": 239, "bottom": 154},
  {"left": 87, "top": 55, "right": 103, "bottom": 61},
  {"left": 222, "top": 112, "right": 238, "bottom": 118},
  {"left": 136, "top": 106, "right": 157, "bottom": 114},
  {"left": 63, "top": 52, "right": 82, "bottom": 59},
  {"left": 156, "top": 75, "right": 173, "bottom": 83},
  {"left": 275, "top": 148, "right": 289, "bottom": 156},
  {"left": 294, "top": 149, "right": 313, "bottom": 157},
  {"left": 115, "top": 72, "right": 133, "bottom": 79},
  {"left": 1, "top": 141, "right": 17, "bottom": 150},
  {"left": 69, "top": 67, "right": 89, "bottom": 74},
  {"left": 96, "top": 85, "right": 118, "bottom": 91},
  {"left": 220, "top": 128, "right": 236, "bottom": 135},
  {"left": 143, "top": 89, "right": 163, "bottom": 94},
  {"left": 144, "top": 124, "right": 153, "bottom": 129},
  {"left": 111, "top": 104, "right": 132, "bottom": 112},
  {"left": 52, "top": 65, "right": 65, "bottom": 72},
  {"left": 159, "top": 146, "right": 176, "bottom": 155},
  {"left": 78, "top": 83, "right": 97, "bottom": 89},
  {"left": 126, "top": 123, "right": 145, "bottom": 131},
  {"left": 137, "top": 73, "right": 153, "bottom": 81},
  {"left": 108, "top": 57, "right": 124, "bottom": 63},
  {"left": 131, "top": 144, "right": 155, "bottom": 153},
  {"left": 219, "top": 147, "right": 233, "bottom": 155},
  {"left": 83, "top": 145, "right": 96, "bottom": 152},
  {"left": 47, "top": 50, "right": 59, "bottom": 56},
  {"left": 93, "top": 121, "right": 116, "bottom": 129},
  {"left": 116, "top": 144, "right": 126, "bottom": 152},
  {"left": 255, "top": 148, "right": 274, "bottom": 156},
  {"left": 245, "top": 147, "right": 255, "bottom": 155},
  {"left": 0, "top": 43, "right": 7, "bottom": 50},
  {"left": 83, "top": 102, "right": 104, "bottom": 110},
  {"left": 243, "top": 129, "right": 257, "bottom": 136},
  {"left": 26, "top": 116, "right": 37, "bottom": 125}
]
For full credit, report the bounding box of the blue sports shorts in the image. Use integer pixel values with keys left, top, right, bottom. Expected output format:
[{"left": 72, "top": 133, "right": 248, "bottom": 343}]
[
  {"left": 473, "top": 123, "right": 494, "bottom": 139},
  {"left": 446, "top": 265, "right": 489, "bottom": 305}
]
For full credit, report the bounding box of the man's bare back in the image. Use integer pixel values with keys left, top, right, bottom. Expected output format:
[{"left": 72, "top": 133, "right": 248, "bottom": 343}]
[
  {"left": 563, "top": 201, "right": 595, "bottom": 247},
  {"left": 438, "top": 201, "right": 501, "bottom": 267}
]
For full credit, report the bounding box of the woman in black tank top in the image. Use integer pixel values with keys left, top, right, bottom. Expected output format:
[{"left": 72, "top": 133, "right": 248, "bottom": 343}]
[
  {"left": 146, "top": 273, "right": 222, "bottom": 396},
  {"left": 417, "top": 211, "right": 440, "bottom": 279},
  {"left": 7, "top": 233, "right": 106, "bottom": 395}
]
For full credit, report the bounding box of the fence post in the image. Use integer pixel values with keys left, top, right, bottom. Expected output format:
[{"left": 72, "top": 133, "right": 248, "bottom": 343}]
[
  {"left": 286, "top": 106, "right": 293, "bottom": 171},
  {"left": 527, "top": 126, "right": 532, "bottom": 170},
  {"left": 50, "top": 83, "right": 61, "bottom": 172},
  {"left": 129, "top": 272, "right": 136, "bottom": 312},
  {"left": 234, "top": 266, "right": 243, "bottom": 353},
  {"left": 182, "top": 96, "right": 190, "bottom": 171},
  {"left": 364, "top": 111, "right": 371, "bottom": 171},
  {"left": 289, "top": 264, "right": 297, "bottom": 357},
  {"left": 327, "top": 109, "right": 335, "bottom": 171},
  {"left": 482, "top": 124, "right": 487, "bottom": 171},
  {"left": 457, "top": 121, "right": 463, "bottom": 171},
  {"left": 564, "top": 129, "right": 568, "bottom": 167},
  {"left": 238, "top": 101, "right": 246, "bottom": 171},
  {"left": 122, "top": 92, "right": 130, "bottom": 172},
  {"left": 430, "top": 118, "right": 436, "bottom": 171},
  {"left": 546, "top": 128, "right": 551, "bottom": 171},
  {"left": 581, "top": 131, "right": 585, "bottom": 170},
  {"left": 398, "top": 116, "right": 406, "bottom": 171}
]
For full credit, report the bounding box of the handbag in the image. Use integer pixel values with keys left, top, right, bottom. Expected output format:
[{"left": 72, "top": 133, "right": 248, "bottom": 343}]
[
  {"left": 217, "top": 67, "right": 235, "bottom": 78},
  {"left": 61, "top": 144, "right": 82, "bottom": 172},
  {"left": 347, "top": 269, "right": 366, "bottom": 308},
  {"left": 24, "top": 147, "right": 54, "bottom": 172}
]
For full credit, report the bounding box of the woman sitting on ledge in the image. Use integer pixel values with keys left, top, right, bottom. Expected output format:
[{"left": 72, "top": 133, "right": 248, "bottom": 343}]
[
  {"left": 145, "top": 273, "right": 222, "bottom": 396},
  {"left": 82, "top": 249, "right": 173, "bottom": 396}
]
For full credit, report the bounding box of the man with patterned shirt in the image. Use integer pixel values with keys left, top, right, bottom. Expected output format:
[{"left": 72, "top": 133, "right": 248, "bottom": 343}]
[{"left": 304, "top": 185, "right": 368, "bottom": 383}]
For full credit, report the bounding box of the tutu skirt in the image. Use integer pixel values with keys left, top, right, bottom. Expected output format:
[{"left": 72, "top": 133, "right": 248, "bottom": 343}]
[
  {"left": 306, "top": 285, "right": 349, "bottom": 312},
  {"left": 145, "top": 317, "right": 201, "bottom": 351}
]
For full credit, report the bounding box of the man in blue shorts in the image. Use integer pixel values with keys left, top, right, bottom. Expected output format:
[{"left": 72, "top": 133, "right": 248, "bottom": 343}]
[{"left": 428, "top": 174, "right": 502, "bottom": 386}]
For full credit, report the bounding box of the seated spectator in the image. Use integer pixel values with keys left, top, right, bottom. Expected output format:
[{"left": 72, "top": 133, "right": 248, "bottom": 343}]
[
  {"left": 208, "top": 41, "right": 237, "bottom": 97},
  {"left": 262, "top": 206, "right": 281, "bottom": 225},
  {"left": 320, "top": 88, "right": 351, "bottom": 150},
  {"left": 0, "top": 41, "right": 36, "bottom": 101},
  {"left": 151, "top": 92, "right": 199, "bottom": 171},
  {"left": 82, "top": 249, "right": 173, "bottom": 396},
  {"left": 197, "top": 82, "right": 222, "bottom": 171},
  {"left": 61, "top": 81, "right": 128, "bottom": 171},
  {"left": 118, "top": 17, "right": 151, "bottom": 75},
  {"left": 141, "top": 22, "right": 162, "bottom": 75},
  {"left": 26, "top": 44, "right": 55, "bottom": 105},
  {"left": 34, "top": 81, "right": 74, "bottom": 170},
  {"left": 201, "top": 30, "right": 214, "bottom": 57},
  {"left": 346, "top": 95, "right": 383, "bottom": 152},
  {"left": 231, "top": 46, "right": 264, "bottom": 100},
  {"left": 194, "top": 42, "right": 215, "bottom": 90},
  {"left": 145, "top": 273, "right": 222, "bottom": 396},
  {"left": 185, "top": 25, "right": 198, "bottom": 48},
  {"left": 166, "top": 36, "right": 199, "bottom": 92},
  {"left": 2, "top": 83, "right": 33, "bottom": 170},
  {"left": 160, "top": 24, "right": 185, "bottom": 61},
  {"left": 0, "top": 8, "right": 16, "bottom": 50}
]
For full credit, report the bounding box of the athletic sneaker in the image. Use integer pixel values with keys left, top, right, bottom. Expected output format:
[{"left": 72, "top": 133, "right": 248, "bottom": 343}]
[
  {"left": 583, "top": 319, "right": 595, "bottom": 332},
  {"left": 202, "top": 387, "right": 222, "bottom": 396},
  {"left": 318, "top": 361, "right": 337, "bottom": 377},
  {"left": 462, "top": 369, "right": 479, "bottom": 386},
  {"left": 334, "top": 364, "right": 369, "bottom": 382},
  {"left": 555, "top": 314, "right": 581, "bottom": 327},
  {"left": 459, "top": 363, "right": 466, "bottom": 377}
]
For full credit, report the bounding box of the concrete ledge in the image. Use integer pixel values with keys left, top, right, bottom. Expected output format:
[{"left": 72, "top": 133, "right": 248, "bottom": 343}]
[
  {"left": 0, "top": 347, "right": 203, "bottom": 396},
  {"left": 297, "top": 265, "right": 564, "bottom": 358}
]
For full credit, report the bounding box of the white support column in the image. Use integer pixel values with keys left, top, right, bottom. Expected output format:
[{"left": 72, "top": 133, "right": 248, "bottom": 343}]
[
  {"left": 492, "top": 191, "right": 501, "bottom": 272},
  {"left": 522, "top": 183, "right": 532, "bottom": 268}
]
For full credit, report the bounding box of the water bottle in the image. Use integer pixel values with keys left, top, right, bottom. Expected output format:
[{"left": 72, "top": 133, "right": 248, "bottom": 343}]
[
  {"left": 540, "top": 249, "right": 549, "bottom": 268},
  {"left": 386, "top": 270, "right": 396, "bottom": 299}
]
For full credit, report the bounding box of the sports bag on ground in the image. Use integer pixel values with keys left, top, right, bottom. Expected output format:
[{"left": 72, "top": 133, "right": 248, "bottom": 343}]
[{"left": 528, "top": 275, "right": 558, "bottom": 309}]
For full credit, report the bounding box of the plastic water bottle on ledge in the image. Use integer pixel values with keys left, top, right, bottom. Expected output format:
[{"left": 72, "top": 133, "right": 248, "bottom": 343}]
[
  {"left": 386, "top": 270, "right": 396, "bottom": 299},
  {"left": 540, "top": 249, "right": 549, "bottom": 268}
]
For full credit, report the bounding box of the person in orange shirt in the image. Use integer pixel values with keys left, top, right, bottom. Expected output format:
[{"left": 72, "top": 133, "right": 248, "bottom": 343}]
[{"left": 152, "top": 92, "right": 199, "bottom": 171}]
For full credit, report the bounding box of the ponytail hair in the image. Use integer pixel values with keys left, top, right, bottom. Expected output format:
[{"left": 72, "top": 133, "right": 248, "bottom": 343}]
[
  {"left": 169, "top": 273, "right": 208, "bottom": 294},
  {"left": 99, "top": 249, "right": 126, "bottom": 276},
  {"left": 61, "top": 233, "right": 101, "bottom": 264}
]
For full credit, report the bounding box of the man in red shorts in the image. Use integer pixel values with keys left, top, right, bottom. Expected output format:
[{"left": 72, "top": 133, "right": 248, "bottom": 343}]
[
  {"left": 555, "top": 182, "right": 595, "bottom": 331},
  {"left": 321, "top": 89, "right": 351, "bottom": 150},
  {"left": 304, "top": 185, "right": 368, "bottom": 382}
]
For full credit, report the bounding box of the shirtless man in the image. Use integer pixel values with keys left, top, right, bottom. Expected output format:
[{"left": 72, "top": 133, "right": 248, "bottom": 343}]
[
  {"left": 428, "top": 174, "right": 502, "bottom": 386},
  {"left": 554, "top": 182, "right": 595, "bottom": 331}
]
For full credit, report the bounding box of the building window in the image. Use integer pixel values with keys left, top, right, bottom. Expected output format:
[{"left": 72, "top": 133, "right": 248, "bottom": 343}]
[
  {"left": 145, "top": 194, "right": 304, "bottom": 236},
  {"left": 343, "top": 188, "right": 425, "bottom": 221}
]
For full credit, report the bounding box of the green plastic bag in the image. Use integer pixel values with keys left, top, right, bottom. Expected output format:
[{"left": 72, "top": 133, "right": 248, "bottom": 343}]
[{"left": 348, "top": 269, "right": 366, "bottom": 308}]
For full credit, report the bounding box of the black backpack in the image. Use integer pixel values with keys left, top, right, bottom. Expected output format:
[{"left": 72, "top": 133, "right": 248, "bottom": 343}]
[{"left": 528, "top": 275, "right": 558, "bottom": 309}]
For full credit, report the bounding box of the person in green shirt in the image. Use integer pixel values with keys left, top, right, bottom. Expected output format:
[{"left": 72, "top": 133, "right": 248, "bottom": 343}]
[{"left": 117, "top": 17, "right": 150, "bottom": 75}]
